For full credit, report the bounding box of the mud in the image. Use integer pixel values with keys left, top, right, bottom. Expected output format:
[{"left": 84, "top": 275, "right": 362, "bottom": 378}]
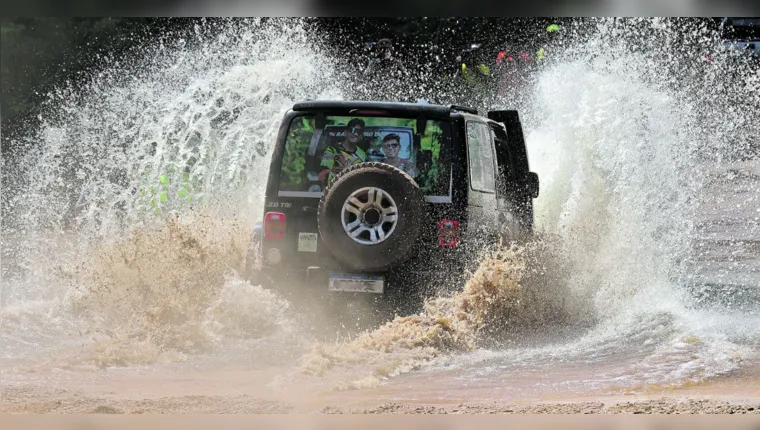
[
  {"left": 3, "top": 384, "right": 760, "bottom": 414},
  {"left": 0, "top": 386, "right": 291, "bottom": 414},
  {"left": 336, "top": 400, "right": 760, "bottom": 414},
  {"left": 298, "top": 239, "right": 582, "bottom": 390}
]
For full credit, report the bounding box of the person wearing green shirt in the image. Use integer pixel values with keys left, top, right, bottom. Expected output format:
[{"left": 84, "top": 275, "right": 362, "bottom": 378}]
[
  {"left": 537, "top": 23, "right": 562, "bottom": 66},
  {"left": 318, "top": 118, "right": 368, "bottom": 186}
]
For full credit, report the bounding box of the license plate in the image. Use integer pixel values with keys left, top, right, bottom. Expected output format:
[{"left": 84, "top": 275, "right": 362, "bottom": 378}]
[
  {"left": 328, "top": 273, "right": 384, "bottom": 294},
  {"left": 298, "top": 232, "right": 318, "bottom": 252}
]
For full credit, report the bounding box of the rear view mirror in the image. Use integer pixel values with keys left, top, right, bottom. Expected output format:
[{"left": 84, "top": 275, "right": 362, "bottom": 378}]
[{"left": 525, "top": 171, "right": 539, "bottom": 199}]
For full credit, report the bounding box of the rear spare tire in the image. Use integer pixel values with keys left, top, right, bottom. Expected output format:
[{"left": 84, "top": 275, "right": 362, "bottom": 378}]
[{"left": 318, "top": 162, "right": 425, "bottom": 272}]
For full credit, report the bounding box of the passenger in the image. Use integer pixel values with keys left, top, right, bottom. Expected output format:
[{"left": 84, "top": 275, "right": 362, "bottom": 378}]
[
  {"left": 381, "top": 133, "right": 417, "bottom": 177},
  {"left": 318, "top": 118, "right": 368, "bottom": 186}
]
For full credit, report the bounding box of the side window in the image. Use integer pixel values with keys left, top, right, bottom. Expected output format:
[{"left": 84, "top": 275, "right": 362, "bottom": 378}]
[
  {"left": 466, "top": 121, "right": 496, "bottom": 193},
  {"left": 489, "top": 123, "right": 512, "bottom": 178}
]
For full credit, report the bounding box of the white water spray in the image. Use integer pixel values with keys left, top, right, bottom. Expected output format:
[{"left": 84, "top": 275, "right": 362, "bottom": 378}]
[
  {"left": 1, "top": 18, "right": 758, "bottom": 392},
  {"left": 1, "top": 19, "right": 342, "bottom": 369}
]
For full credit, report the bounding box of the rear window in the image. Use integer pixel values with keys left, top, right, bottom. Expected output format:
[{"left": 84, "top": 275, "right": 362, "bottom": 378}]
[{"left": 277, "top": 114, "right": 452, "bottom": 199}]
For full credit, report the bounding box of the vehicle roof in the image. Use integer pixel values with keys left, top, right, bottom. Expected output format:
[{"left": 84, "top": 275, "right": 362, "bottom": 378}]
[
  {"left": 722, "top": 17, "right": 760, "bottom": 27},
  {"left": 291, "top": 100, "right": 481, "bottom": 118},
  {"left": 720, "top": 17, "right": 760, "bottom": 42}
]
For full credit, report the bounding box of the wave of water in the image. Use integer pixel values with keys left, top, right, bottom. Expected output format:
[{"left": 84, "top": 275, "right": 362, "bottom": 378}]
[
  {"left": 455, "top": 19, "right": 760, "bottom": 391},
  {"left": 1, "top": 18, "right": 338, "bottom": 370},
  {"left": 2, "top": 18, "right": 759, "bottom": 394},
  {"left": 296, "top": 19, "right": 760, "bottom": 390}
]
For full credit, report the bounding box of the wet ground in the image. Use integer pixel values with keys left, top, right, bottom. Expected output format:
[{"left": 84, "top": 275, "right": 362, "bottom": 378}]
[{"left": 2, "top": 192, "right": 759, "bottom": 414}]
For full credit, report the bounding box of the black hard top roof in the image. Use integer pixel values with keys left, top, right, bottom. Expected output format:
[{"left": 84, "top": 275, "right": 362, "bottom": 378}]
[{"left": 291, "top": 100, "right": 479, "bottom": 117}]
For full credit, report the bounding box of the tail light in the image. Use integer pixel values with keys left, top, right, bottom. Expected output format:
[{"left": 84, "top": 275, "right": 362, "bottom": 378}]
[
  {"left": 264, "top": 212, "right": 286, "bottom": 239},
  {"left": 438, "top": 219, "right": 459, "bottom": 247}
]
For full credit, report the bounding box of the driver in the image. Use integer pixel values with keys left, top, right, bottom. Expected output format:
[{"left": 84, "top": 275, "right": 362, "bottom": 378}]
[{"left": 318, "top": 118, "right": 368, "bottom": 186}]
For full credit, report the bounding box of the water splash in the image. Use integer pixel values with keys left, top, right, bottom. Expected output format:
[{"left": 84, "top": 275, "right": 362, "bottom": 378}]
[
  {"left": 2, "top": 19, "right": 341, "bottom": 242},
  {"left": 2, "top": 18, "right": 759, "bottom": 395},
  {"left": 492, "top": 18, "right": 760, "bottom": 389},
  {"left": 1, "top": 18, "right": 339, "bottom": 369},
  {"left": 298, "top": 239, "right": 585, "bottom": 390},
  {"left": 296, "top": 18, "right": 760, "bottom": 390}
]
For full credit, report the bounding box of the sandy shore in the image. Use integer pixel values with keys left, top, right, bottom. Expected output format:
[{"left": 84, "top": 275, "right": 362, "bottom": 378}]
[
  {"left": 2, "top": 384, "right": 759, "bottom": 414},
  {"left": 3, "top": 366, "right": 760, "bottom": 415}
]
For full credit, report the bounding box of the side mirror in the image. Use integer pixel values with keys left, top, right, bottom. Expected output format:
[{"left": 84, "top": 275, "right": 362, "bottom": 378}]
[{"left": 525, "top": 171, "right": 539, "bottom": 199}]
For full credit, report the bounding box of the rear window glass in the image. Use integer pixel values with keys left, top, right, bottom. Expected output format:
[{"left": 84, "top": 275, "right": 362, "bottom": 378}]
[{"left": 278, "top": 114, "right": 452, "bottom": 197}]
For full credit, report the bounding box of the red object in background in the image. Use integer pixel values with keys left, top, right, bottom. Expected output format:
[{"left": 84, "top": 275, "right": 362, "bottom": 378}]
[
  {"left": 497, "top": 50, "right": 532, "bottom": 65},
  {"left": 438, "top": 219, "right": 460, "bottom": 247},
  {"left": 264, "top": 212, "right": 286, "bottom": 239}
]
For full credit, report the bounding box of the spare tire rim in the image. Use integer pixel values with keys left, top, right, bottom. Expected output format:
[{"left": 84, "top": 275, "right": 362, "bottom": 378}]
[{"left": 341, "top": 186, "right": 399, "bottom": 245}]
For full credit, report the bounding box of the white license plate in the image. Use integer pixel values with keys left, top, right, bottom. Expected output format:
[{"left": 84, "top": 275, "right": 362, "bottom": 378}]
[{"left": 328, "top": 273, "right": 384, "bottom": 294}]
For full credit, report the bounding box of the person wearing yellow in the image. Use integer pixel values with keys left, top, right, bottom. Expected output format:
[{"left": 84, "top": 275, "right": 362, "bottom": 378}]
[
  {"left": 537, "top": 23, "right": 561, "bottom": 66},
  {"left": 318, "top": 118, "right": 369, "bottom": 186},
  {"left": 456, "top": 43, "right": 491, "bottom": 82}
]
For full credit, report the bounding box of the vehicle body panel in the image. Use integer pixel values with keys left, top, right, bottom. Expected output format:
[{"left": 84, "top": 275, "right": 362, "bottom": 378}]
[{"left": 249, "top": 100, "right": 538, "bottom": 300}]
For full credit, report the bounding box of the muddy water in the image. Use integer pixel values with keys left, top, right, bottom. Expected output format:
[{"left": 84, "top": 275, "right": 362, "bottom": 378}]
[
  {"left": 2, "top": 18, "right": 760, "bottom": 413},
  {"left": 2, "top": 172, "right": 758, "bottom": 412}
]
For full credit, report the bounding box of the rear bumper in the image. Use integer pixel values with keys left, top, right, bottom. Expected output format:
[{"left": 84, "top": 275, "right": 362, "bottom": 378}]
[
  {"left": 259, "top": 257, "right": 467, "bottom": 297},
  {"left": 261, "top": 264, "right": 389, "bottom": 289}
]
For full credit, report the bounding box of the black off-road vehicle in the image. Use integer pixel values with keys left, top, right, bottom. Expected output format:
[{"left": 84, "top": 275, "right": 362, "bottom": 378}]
[{"left": 246, "top": 100, "right": 539, "bottom": 308}]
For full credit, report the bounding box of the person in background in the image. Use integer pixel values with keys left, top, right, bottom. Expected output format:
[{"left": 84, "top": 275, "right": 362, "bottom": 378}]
[
  {"left": 448, "top": 43, "right": 494, "bottom": 104},
  {"left": 361, "top": 38, "right": 410, "bottom": 100},
  {"left": 455, "top": 43, "right": 491, "bottom": 82},
  {"left": 364, "top": 38, "right": 408, "bottom": 78},
  {"left": 536, "top": 23, "right": 562, "bottom": 66},
  {"left": 494, "top": 44, "right": 533, "bottom": 98},
  {"left": 126, "top": 141, "right": 198, "bottom": 216}
]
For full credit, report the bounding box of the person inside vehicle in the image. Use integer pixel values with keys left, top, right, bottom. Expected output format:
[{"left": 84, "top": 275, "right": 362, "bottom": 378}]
[
  {"left": 380, "top": 133, "right": 417, "bottom": 178},
  {"left": 318, "top": 118, "right": 368, "bottom": 186}
]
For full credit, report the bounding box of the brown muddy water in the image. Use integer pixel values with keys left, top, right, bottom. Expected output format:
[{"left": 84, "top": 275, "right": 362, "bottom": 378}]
[
  {"left": 2, "top": 19, "right": 760, "bottom": 414},
  {"left": 2, "top": 166, "right": 759, "bottom": 413}
]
